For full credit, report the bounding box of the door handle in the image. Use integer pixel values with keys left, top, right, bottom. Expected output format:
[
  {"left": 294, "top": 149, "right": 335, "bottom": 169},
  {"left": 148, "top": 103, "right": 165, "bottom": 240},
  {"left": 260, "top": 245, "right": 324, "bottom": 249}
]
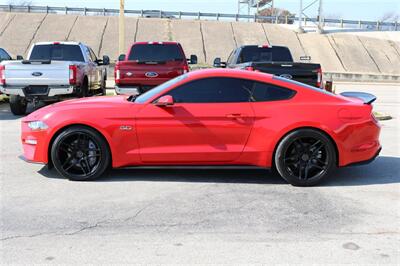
[{"left": 226, "top": 113, "right": 246, "bottom": 118}]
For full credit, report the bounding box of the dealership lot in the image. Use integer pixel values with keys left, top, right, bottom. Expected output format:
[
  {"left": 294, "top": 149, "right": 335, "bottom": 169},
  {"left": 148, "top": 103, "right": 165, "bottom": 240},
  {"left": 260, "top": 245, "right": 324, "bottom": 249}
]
[{"left": 0, "top": 83, "right": 399, "bottom": 264}]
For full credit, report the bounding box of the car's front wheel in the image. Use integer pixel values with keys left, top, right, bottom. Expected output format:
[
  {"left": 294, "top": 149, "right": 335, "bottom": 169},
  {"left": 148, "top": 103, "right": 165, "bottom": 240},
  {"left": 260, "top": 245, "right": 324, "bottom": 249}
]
[
  {"left": 274, "top": 129, "right": 336, "bottom": 186},
  {"left": 51, "top": 126, "right": 110, "bottom": 181}
]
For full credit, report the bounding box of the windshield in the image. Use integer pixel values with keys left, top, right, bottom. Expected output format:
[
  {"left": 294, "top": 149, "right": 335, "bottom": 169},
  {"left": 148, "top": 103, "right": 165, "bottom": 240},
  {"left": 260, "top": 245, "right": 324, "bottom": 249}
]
[
  {"left": 29, "top": 44, "right": 84, "bottom": 62},
  {"left": 134, "top": 74, "right": 189, "bottom": 103},
  {"left": 238, "top": 46, "right": 293, "bottom": 63},
  {"left": 128, "top": 44, "right": 184, "bottom": 62}
]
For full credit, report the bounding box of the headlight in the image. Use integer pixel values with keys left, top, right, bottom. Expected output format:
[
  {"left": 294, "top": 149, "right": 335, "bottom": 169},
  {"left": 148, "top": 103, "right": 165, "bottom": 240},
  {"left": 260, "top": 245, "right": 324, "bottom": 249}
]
[{"left": 28, "top": 121, "right": 48, "bottom": 131}]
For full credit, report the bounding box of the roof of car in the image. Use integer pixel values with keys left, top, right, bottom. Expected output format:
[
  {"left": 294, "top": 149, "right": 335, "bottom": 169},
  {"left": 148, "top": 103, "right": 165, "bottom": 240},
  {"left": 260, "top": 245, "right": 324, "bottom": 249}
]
[
  {"left": 132, "top": 41, "right": 181, "bottom": 45},
  {"left": 34, "top": 41, "right": 82, "bottom": 46},
  {"left": 186, "top": 68, "right": 274, "bottom": 80}
]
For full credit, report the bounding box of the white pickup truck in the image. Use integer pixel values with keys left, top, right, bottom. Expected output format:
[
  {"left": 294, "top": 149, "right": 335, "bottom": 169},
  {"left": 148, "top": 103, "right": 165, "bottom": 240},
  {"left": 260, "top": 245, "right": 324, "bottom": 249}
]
[{"left": 0, "top": 42, "right": 110, "bottom": 115}]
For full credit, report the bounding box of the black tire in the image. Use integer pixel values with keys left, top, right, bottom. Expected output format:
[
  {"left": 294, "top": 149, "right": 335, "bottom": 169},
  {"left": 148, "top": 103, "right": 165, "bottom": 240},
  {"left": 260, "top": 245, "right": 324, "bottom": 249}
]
[
  {"left": 9, "top": 95, "right": 27, "bottom": 115},
  {"left": 51, "top": 126, "right": 111, "bottom": 181},
  {"left": 100, "top": 76, "right": 107, "bottom": 96},
  {"left": 77, "top": 78, "right": 89, "bottom": 98},
  {"left": 274, "top": 129, "right": 336, "bottom": 186}
]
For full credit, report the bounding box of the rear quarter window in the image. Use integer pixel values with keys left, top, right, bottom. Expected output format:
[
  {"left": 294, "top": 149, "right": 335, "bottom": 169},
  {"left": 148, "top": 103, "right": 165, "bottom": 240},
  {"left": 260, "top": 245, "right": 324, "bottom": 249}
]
[{"left": 251, "top": 82, "right": 296, "bottom": 102}]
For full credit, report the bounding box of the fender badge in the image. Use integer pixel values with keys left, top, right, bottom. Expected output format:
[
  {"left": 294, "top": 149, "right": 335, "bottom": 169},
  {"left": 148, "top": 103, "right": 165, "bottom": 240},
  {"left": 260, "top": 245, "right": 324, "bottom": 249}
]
[{"left": 120, "top": 125, "right": 133, "bottom": 131}]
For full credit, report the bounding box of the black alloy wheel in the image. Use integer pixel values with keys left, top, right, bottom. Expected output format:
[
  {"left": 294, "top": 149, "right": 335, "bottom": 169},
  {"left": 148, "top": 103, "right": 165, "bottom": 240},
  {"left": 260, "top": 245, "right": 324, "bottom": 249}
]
[
  {"left": 274, "top": 129, "right": 336, "bottom": 186},
  {"left": 51, "top": 126, "right": 110, "bottom": 181}
]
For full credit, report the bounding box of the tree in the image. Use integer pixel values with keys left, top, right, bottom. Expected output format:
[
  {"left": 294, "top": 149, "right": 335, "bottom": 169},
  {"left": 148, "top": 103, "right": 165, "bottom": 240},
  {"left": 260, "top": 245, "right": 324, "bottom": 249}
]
[
  {"left": 257, "top": 7, "right": 294, "bottom": 24},
  {"left": 6, "top": 0, "right": 34, "bottom": 5},
  {"left": 380, "top": 12, "right": 399, "bottom": 22}
]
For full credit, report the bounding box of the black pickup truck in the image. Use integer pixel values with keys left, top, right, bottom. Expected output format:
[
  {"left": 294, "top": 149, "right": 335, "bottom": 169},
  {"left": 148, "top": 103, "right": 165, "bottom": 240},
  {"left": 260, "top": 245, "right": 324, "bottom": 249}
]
[{"left": 213, "top": 45, "right": 322, "bottom": 88}]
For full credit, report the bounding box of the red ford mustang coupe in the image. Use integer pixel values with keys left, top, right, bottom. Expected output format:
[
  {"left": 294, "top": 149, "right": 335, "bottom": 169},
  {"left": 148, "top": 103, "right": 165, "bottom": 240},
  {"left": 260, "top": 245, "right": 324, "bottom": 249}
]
[{"left": 21, "top": 69, "right": 381, "bottom": 186}]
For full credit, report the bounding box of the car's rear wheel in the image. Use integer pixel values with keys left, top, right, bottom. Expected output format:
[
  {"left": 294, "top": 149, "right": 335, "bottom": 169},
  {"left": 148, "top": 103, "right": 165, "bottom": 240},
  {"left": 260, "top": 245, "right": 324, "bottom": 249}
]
[
  {"left": 9, "top": 95, "right": 27, "bottom": 115},
  {"left": 51, "top": 126, "right": 110, "bottom": 181},
  {"left": 274, "top": 129, "right": 336, "bottom": 186}
]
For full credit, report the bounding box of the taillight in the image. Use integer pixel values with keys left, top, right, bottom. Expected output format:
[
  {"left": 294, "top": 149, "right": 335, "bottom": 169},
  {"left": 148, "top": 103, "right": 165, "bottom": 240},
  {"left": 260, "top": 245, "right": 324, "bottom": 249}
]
[
  {"left": 0, "top": 65, "right": 5, "bottom": 85},
  {"left": 69, "top": 65, "right": 77, "bottom": 85},
  {"left": 316, "top": 67, "right": 322, "bottom": 88},
  {"left": 183, "top": 65, "right": 189, "bottom": 74},
  {"left": 115, "top": 64, "right": 120, "bottom": 84}
]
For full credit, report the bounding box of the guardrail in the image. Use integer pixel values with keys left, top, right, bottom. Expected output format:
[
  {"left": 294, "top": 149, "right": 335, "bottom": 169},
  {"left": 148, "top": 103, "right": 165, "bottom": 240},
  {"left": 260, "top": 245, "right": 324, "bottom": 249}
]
[{"left": 0, "top": 4, "right": 398, "bottom": 31}]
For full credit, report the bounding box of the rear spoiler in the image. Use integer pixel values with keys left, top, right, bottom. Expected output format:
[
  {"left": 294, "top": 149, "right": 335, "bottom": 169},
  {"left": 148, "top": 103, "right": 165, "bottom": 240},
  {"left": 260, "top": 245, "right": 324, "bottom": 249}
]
[
  {"left": 340, "top": 92, "right": 377, "bottom": 104},
  {"left": 22, "top": 60, "right": 51, "bottom": 64}
]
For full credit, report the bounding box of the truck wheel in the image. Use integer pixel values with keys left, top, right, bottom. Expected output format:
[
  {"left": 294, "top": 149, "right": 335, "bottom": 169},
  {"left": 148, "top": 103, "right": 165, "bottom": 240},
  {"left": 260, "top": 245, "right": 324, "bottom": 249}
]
[
  {"left": 9, "top": 95, "right": 27, "bottom": 115},
  {"left": 100, "top": 78, "right": 106, "bottom": 96},
  {"left": 78, "top": 79, "right": 89, "bottom": 98}
]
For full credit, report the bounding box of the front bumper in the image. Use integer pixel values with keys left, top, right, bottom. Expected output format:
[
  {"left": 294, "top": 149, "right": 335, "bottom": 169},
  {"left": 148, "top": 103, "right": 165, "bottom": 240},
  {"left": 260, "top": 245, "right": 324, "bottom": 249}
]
[
  {"left": 1, "top": 85, "right": 75, "bottom": 97},
  {"left": 21, "top": 122, "right": 50, "bottom": 164}
]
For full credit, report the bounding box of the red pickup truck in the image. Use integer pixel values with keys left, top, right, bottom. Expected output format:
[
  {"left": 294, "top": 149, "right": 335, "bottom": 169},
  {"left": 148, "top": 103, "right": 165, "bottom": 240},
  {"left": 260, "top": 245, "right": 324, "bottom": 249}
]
[{"left": 115, "top": 42, "right": 197, "bottom": 95}]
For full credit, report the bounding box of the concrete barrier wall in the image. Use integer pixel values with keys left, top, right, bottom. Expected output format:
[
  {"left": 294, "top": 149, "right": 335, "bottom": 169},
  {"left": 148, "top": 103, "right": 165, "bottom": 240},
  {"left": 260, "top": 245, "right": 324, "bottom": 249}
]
[
  {"left": 298, "top": 33, "right": 346, "bottom": 73},
  {"left": 100, "top": 16, "right": 138, "bottom": 59},
  {"left": 170, "top": 20, "right": 205, "bottom": 63},
  {"left": 201, "top": 20, "right": 236, "bottom": 63},
  {"left": 0, "top": 13, "right": 46, "bottom": 57},
  {"left": 0, "top": 12, "right": 399, "bottom": 75}
]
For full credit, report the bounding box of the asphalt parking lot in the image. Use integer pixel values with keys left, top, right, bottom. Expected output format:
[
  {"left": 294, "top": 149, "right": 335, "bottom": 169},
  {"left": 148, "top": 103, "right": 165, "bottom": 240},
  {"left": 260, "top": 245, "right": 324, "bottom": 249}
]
[{"left": 0, "top": 83, "right": 399, "bottom": 264}]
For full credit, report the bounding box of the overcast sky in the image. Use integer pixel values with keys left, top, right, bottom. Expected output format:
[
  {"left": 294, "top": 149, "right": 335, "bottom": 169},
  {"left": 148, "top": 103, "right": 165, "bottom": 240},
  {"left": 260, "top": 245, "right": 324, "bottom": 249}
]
[{"left": 2, "top": 0, "right": 400, "bottom": 21}]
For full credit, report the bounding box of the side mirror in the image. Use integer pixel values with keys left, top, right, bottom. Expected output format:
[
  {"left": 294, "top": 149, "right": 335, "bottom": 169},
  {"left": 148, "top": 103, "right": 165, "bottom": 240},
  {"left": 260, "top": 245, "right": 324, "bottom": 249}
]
[
  {"left": 16, "top": 55, "right": 23, "bottom": 60},
  {"left": 154, "top": 95, "right": 174, "bottom": 107},
  {"left": 118, "top": 54, "right": 126, "bottom": 61},
  {"left": 188, "top": 54, "right": 198, "bottom": 65},
  {"left": 102, "top": 55, "right": 110, "bottom": 65},
  {"left": 300, "top": 55, "right": 311, "bottom": 61},
  {"left": 213, "top": 57, "right": 226, "bottom": 68},
  {"left": 213, "top": 57, "right": 221, "bottom": 67}
]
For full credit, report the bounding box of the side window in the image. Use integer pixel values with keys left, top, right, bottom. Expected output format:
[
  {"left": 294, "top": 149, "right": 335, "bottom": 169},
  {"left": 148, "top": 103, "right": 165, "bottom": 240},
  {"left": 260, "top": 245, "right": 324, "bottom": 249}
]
[
  {"left": 165, "top": 77, "right": 253, "bottom": 103},
  {"left": 0, "top": 49, "right": 10, "bottom": 60},
  {"left": 226, "top": 50, "right": 235, "bottom": 65},
  {"left": 251, "top": 82, "right": 296, "bottom": 102},
  {"left": 89, "top": 48, "right": 97, "bottom": 62}
]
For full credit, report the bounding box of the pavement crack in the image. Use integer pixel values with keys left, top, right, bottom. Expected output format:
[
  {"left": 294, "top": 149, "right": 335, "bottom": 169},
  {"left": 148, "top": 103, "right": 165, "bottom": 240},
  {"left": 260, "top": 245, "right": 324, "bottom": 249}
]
[{"left": 0, "top": 230, "right": 59, "bottom": 241}]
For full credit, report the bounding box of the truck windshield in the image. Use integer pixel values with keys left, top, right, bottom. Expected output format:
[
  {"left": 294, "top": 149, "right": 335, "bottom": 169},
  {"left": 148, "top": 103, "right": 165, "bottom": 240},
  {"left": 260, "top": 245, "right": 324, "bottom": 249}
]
[
  {"left": 29, "top": 44, "right": 84, "bottom": 62},
  {"left": 238, "top": 46, "right": 293, "bottom": 63},
  {"left": 128, "top": 44, "right": 184, "bottom": 62}
]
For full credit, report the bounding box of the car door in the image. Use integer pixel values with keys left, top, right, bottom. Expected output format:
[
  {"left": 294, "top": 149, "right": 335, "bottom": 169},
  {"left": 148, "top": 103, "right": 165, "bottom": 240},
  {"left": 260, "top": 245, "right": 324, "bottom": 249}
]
[{"left": 135, "top": 77, "right": 255, "bottom": 163}]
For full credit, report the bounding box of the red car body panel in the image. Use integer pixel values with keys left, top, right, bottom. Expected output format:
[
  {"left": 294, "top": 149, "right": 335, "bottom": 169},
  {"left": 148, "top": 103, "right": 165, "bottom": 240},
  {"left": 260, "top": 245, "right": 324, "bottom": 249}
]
[{"left": 21, "top": 69, "right": 381, "bottom": 169}]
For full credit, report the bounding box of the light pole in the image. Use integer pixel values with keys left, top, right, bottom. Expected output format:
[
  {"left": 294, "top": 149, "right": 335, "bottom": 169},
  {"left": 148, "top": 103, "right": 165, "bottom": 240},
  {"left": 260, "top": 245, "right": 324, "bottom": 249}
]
[
  {"left": 297, "top": 0, "right": 304, "bottom": 33},
  {"left": 317, "top": 0, "right": 324, "bottom": 33},
  {"left": 119, "top": 0, "right": 125, "bottom": 55}
]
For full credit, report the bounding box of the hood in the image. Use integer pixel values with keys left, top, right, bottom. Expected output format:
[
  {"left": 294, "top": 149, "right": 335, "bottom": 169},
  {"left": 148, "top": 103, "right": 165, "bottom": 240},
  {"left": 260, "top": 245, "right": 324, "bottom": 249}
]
[{"left": 23, "top": 96, "right": 133, "bottom": 122}]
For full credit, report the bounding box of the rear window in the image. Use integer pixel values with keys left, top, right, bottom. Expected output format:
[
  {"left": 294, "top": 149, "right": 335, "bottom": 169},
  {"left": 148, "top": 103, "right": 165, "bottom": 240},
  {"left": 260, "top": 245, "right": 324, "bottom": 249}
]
[
  {"left": 128, "top": 44, "right": 184, "bottom": 62},
  {"left": 29, "top": 44, "right": 84, "bottom": 62},
  {"left": 238, "top": 46, "right": 293, "bottom": 63}
]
